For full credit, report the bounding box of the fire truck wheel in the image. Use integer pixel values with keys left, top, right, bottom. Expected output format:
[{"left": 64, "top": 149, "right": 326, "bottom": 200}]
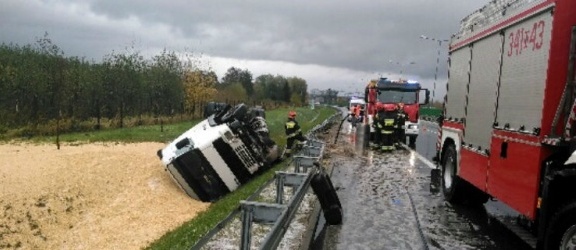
[
  {"left": 545, "top": 202, "right": 576, "bottom": 249},
  {"left": 441, "top": 144, "right": 465, "bottom": 203}
]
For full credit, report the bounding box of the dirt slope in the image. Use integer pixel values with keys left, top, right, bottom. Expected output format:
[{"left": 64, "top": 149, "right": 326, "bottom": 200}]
[{"left": 0, "top": 142, "right": 209, "bottom": 249}]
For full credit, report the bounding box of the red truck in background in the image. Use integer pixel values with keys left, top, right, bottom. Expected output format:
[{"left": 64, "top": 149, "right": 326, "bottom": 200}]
[
  {"left": 363, "top": 78, "right": 429, "bottom": 145},
  {"left": 436, "top": 0, "right": 576, "bottom": 249}
]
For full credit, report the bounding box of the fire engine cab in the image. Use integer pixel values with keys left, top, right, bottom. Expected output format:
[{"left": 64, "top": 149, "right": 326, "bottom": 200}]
[
  {"left": 364, "top": 78, "right": 429, "bottom": 145},
  {"left": 437, "top": 0, "right": 576, "bottom": 249}
]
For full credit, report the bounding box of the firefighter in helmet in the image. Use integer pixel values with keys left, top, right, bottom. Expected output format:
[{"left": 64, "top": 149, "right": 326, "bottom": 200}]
[
  {"left": 372, "top": 102, "right": 385, "bottom": 148},
  {"left": 350, "top": 104, "right": 361, "bottom": 127},
  {"left": 284, "top": 110, "right": 307, "bottom": 157},
  {"left": 380, "top": 103, "right": 397, "bottom": 151},
  {"left": 349, "top": 105, "right": 356, "bottom": 125},
  {"left": 354, "top": 104, "right": 362, "bottom": 123},
  {"left": 395, "top": 102, "right": 407, "bottom": 147}
]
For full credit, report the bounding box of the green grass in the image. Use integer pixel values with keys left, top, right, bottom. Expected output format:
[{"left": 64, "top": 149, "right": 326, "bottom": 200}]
[
  {"left": 19, "top": 121, "right": 201, "bottom": 144},
  {"left": 17, "top": 106, "right": 335, "bottom": 146},
  {"left": 146, "top": 106, "right": 337, "bottom": 249}
]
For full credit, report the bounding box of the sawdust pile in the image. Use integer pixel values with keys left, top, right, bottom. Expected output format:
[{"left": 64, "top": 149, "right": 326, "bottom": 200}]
[{"left": 0, "top": 142, "right": 209, "bottom": 249}]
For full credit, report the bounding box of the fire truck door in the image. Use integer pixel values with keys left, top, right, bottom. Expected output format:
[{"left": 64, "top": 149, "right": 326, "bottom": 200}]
[{"left": 488, "top": 10, "right": 553, "bottom": 219}]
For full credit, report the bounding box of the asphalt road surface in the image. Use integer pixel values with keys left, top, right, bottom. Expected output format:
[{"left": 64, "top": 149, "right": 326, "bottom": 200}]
[{"left": 313, "top": 117, "right": 532, "bottom": 250}]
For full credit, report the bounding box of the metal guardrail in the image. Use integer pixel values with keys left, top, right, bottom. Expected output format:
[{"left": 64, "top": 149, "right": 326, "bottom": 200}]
[
  {"left": 239, "top": 139, "right": 325, "bottom": 250},
  {"left": 191, "top": 109, "right": 341, "bottom": 250}
]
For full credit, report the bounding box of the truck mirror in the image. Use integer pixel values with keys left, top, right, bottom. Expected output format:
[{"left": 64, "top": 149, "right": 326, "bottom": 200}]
[{"left": 419, "top": 89, "right": 430, "bottom": 105}]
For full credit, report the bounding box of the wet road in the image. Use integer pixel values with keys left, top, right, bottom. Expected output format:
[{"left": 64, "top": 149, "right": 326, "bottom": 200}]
[{"left": 314, "top": 118, "right": 532, "bottom": 249}]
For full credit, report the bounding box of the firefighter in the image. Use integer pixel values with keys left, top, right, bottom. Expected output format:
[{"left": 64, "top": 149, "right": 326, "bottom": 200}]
[
  {"left": 350, "top": 104, "right": 361, "bottom": 127},
  {"left": 284, "top": 110, "right": 307, "bottom": 157},
  {"left": 354, "top": 104, "right": 362, "bottom": 124},
  {"left": 380, "top": 104, "right": 397, "bottom": 151},
  {"left": 395, "top": 103, "right": 407, "bottom": 147},
  {"left": 372, "top": 103, "right": 384, "bottom": 149}
]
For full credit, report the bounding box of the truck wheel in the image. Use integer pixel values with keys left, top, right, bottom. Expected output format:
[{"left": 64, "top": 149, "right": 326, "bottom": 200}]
[
  {"left": 545, "top": 202, "right": 576, "bottom": 249},
  {"left": 311, "top": 172, "right": 343, "bottom": 225},
  {"left": 221, "top": 104, "right": 247, "bottom": 123},
  {"left": 441, "top": 144, "right": 464, "bottom": 203}
]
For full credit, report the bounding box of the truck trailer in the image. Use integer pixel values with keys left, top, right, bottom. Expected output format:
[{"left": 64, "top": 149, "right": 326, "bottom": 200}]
[{"left": 437, "top": 0, "right": 576, "bottom": 248}]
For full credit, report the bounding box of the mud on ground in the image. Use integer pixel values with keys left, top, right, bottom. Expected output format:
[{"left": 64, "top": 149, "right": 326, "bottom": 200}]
[{"left": 0, "top": 142, "right": 209, "bottom": 249}]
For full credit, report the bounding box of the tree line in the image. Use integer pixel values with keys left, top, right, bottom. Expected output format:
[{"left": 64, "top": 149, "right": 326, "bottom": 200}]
[{"left": 0, "top": 34, "right": 309, "bottom": 137}]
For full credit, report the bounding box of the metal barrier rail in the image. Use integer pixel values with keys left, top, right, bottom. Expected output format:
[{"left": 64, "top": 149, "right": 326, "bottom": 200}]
[
  {"left": 240, "top": 171, "right": 315, "bottom": 250},
  {"left": 239, "top": 138, "right": 325, "bottom": 250},
  {"left": 191, "top": 109, "right": 341, "bottom": 250}
]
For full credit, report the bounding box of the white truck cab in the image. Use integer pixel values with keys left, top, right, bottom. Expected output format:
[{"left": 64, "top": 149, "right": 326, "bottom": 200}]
[{"left": 157, "top": 103, "right": 278, "bottom": 202}]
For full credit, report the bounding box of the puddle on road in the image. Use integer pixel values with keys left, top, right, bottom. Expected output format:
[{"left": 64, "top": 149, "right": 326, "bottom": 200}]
[{"left": 313, "top": 144, "right": 531, "bottom": 250}]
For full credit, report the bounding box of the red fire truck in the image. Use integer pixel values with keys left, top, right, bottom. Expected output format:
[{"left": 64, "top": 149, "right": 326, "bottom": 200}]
[
  {"left": 363, "top": 78, "right": 429, "bottom": 145},
  {"left": 436, "top": 0, "right": 576, "bottom": 248}
]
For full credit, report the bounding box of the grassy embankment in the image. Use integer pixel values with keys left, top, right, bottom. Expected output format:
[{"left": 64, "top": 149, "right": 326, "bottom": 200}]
[
  {"left": 16, "top": 106, "right": 337, "bottom": 249},
  {"left": 146, "top": 106, "right": 337, "bottom": 249}
]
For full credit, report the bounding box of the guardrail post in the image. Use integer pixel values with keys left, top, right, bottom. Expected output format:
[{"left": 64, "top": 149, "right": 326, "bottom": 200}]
[
  {"left": 240, "top": 205, "right": 254, "bottom": 250},
  {"left": 294, "top": 156, "right": 318, "bottom": 173},
  {"left": 276, "top": 173, "right": 285, "bottom": 204}
]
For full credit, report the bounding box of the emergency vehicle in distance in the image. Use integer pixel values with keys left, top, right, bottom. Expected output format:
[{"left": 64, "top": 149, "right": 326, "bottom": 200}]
[
  {"left": 347, "top": 97, "right": 366, "bottom": 123},
  {"left": 364, "top": 78, "right": 429, "bottom": 145},
  {"left": 436, "top": 0, "right": 576, "bottom": 249}
]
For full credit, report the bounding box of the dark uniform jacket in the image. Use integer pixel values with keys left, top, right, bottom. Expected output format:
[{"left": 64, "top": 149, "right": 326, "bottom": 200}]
[
  {"left": 395, "top": 110, "right": 407, "bottom": 129},
  {"left": 285, "top": 118, "right": 302, "bottom": 138}
]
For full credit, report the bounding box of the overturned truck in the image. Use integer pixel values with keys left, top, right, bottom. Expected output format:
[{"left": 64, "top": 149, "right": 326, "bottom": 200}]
[{"left": 157, "top": 103, "right": 279, "bottom": 202}]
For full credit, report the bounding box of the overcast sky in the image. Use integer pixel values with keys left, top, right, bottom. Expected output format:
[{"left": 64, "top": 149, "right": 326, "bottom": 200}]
[{"left": 0, "top": 0, "right": 487, "bottom": 100}]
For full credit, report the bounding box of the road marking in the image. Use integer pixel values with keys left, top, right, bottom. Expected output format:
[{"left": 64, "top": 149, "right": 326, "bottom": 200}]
[{"left": 401, "top": 144, "right": 437, "bottom": 169}]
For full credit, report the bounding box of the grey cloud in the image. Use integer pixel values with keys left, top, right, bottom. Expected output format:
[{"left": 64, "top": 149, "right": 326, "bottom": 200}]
[{"left": 1, "top": 0, "right": 487, "bottom": 92}]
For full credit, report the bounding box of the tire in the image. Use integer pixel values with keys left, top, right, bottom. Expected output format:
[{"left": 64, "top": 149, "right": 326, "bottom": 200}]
[
  {"left": 545, "top": 202, "right": 576, "bottom": 250},
  {"left": 323, "top": 170, "right": 342, "bottom": 208},
  {"left": 441, "top": 144, "right": 488, "bottom": 205},
  {"left": 213, "top": 104, "right": 232, "bottom": 123},
  {"left": 325, "top": 205, "right": 343, "bottom": 226},
  {"left": 311, "top": 172, "right": 343, "bottom": 225},
  {"left": 466, "top": 184, "right": 489, "bottom": 205},
  {"left": 441, "top": 144, "right": 465, "bottom": 203},
  {"left": 221, "top": 104, "right": 248, "bottom": 123}
]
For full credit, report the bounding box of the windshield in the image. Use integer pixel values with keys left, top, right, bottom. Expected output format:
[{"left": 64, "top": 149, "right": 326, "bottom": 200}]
[{"left": 377, "top": 90, "right": 417, "bottom": 104}]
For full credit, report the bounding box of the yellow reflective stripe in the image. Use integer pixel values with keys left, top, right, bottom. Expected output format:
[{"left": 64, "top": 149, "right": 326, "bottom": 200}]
[{"left": 286, "top": 121, "right": 296, "bottom": 129}]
